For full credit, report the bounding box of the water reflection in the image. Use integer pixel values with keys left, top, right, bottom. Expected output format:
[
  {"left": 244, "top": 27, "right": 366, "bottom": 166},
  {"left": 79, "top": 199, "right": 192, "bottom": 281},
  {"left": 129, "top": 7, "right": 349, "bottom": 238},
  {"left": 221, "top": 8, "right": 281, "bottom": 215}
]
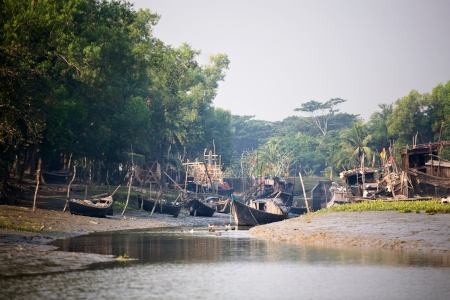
[
  {"left": 2, "top": 227, "right": 450, "bottom": 300},
  {"left": 52, "top": 226, "right": 450, "bottom": 268}
]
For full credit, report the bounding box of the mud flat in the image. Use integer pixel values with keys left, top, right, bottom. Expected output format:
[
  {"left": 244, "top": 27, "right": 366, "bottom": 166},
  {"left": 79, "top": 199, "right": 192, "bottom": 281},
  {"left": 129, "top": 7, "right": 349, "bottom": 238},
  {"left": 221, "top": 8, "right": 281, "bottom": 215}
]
[
  {"left": 0, "top": 202, "right": 231, "bottom": 277},
  {"left": 249, "top": 211, "right": 450, "bottom": 253}
]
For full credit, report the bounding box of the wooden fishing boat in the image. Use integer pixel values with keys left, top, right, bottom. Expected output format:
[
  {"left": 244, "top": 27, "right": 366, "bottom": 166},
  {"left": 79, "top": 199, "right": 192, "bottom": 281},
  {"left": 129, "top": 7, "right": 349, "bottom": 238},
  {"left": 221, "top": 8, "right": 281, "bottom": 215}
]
[
  {"left": 137, "top": 197, "right": 183, "bottom": 217},
  {"left": 244, "top": 176, "right": 295, "bottom": 207},
  {"left": 205, "top": 196, "right": 231, "bottom": 214},
  {"left": 68, "top": 196, "right": 113, "bottom": 217},
  {"left": 215, "top": 199, "right": 231, "bottom": 213},
  {"left": 230, "top": 198, "right": 289, "bottom": 226},
  {"left": 42, "top": 170, "right": 72, "bottom": 184},
  {"left": 217, "top": 182, "right": 234, "bottom": 196},
  {"left": 289, "top": 206, "right": 308, "bottom": 216},
  {"left": 188, "top": 199, "right": 215, "bottom": 217},
  {"left": 402, "top": 141, "right": 450, "bottom": 197}
]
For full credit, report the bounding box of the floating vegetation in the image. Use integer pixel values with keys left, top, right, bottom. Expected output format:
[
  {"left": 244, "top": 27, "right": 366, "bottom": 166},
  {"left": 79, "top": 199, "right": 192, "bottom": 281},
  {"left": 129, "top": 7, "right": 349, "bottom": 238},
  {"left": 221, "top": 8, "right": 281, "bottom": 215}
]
[{"left": 315, "top": 200, "right": 450, "bottom": 214}]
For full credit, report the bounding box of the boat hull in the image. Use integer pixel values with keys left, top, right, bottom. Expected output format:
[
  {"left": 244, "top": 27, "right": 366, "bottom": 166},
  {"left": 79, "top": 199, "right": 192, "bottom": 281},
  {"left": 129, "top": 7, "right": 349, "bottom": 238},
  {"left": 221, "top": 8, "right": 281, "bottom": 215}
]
[
  {"left": 230, "top": 200, "right": 288, "bottom": 226},
  {"left": 188, "top": 199, "right": 215, "bottom": 217},
  {"left": 406, "top": 170, "right": 450, "bottom": 197},
  {"left": 42, "top": 171, "right": 72, "bottom": 184},
  {"left": 68, "top": 196, "right": 113, "bottom": 218},
  {"left": 215, "top": 199, "right": 231, "bottom": 214},
  {"left": 137, "top": 197, "right": 183, "bottom": 217},
  {"left": 289, "top": 206, "right": 308, "bottom": 216}
]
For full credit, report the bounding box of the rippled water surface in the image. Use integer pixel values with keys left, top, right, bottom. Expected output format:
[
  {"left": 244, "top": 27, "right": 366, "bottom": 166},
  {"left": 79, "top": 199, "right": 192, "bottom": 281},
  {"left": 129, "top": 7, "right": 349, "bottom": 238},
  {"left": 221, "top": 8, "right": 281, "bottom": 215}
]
[{"left": 2, "top": 227, "right": 450, "bottom": 299}]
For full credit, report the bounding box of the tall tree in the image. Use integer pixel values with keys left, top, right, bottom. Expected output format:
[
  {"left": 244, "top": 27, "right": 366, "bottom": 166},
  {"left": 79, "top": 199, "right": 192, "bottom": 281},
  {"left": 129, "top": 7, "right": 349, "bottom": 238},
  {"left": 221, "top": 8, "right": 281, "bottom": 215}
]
[
  {"left": 294, "top": 98, "right": 347, "bottom": 136},
  {"left": 366, "top": 103, "right": 393, "bottom": 151},
  {"left": 387, "top": 90, "right": 432, "bottom": 146},
  {"left": 335, "top": 120, "right": 372, "bottom": 169},
  {"left": 428, "top": 80, "right": 450, "bottom": 141},
  {"left": 257, "top": 138, "right": 293, "bottom": 177},
  {"left": 230, "top": 115, "right": 273, "bottom": 157}
]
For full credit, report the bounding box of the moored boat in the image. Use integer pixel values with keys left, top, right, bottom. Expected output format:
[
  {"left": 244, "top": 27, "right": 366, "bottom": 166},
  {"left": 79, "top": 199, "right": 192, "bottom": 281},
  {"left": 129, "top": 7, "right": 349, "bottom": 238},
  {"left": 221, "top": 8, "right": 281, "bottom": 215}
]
[
  {"left": 42, "top": 170, "right": 72, "bottom": 184},
  {"left": 217, "top": 182, "right": 234, "bottom": 196},
  {"left": 289, "top": 206, "right": 308, "bottom": 216},
  {"left": 230, "top": 198, "right": 289, "bottom": 226},
  {"left": 68, "top": 196, "right": 113, "bottom": 217},
  {"left": 205, "top": 196, "right": 231, "bottom": 213},
  {"left": 402, "top": 141, "right": 450, "bottom": 197},
  {"left": 188, "top": 199, "right": 215, "bottom": 217},
  {"left": 137, "top": 197, "right": 183, "bottom": 217},
  {"left": 215, "top": 199, "right": 231, "bottom": 213}
]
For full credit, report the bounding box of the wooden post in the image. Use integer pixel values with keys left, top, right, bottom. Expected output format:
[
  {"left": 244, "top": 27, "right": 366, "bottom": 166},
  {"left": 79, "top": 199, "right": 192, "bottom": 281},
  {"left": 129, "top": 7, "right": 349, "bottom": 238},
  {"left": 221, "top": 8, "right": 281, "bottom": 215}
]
[
  {"left": 110, "top": 184, "right": 121, "bottom": 196},
  {"left": 63, "top": 166, "right": 76, "bottom": 212},
  {"left": 121, "top": 168, "right": 133, "bottom": 217},
  {"left": 400, "top": 171, "right": 404, "bottom": 197},
  {"left": 150, "top": 182, "right": 162, "bottom": 217},
  {"left": 106, "top": 170, "right": 110, "bottom": 194},
  {"left": 122, "top": 146, "right": 134, "bottom": 217},
  {"left": 32, "top": 158, "right": 42, "bottom": 212},
  {"left": 299, "top": 170, "right": 310, "bottom": 213},
  {"left": 164, "top": 171, "right": 185, "bottom": 190},
  {"left": 184, "top": 163, "right": 189, "bottom": 193}
]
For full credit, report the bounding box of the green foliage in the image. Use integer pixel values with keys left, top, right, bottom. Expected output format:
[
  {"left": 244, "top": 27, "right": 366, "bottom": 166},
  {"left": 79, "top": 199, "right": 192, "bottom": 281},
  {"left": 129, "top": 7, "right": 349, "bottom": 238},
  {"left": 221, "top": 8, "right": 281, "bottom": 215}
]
[
  {"left": 387, "top": 90, "right": 433, "bottom": 145},
  {"left": 429, "top": 81, "right": 450, "bottom": 141},
  {"left": 366, "top": 103, "right": 393, "bottom": 151},
  {"left": 0, "top": 218, "right": 44, "bottom": 232},
  {"left": 315, "top": 200, "right": 450, "bottom": 214},
  {"left": 335, "top": 120, "right": 372, "bottom": 169},
  {"left": 2, "top": 0, "right": 450, "bottom": 193},
  {"left": 294, "top": 98, "right": 347, "bottom": 136},
  {"left": 230, "top": 115, "right": 274, "bottom": 157},
  {"left": 1, "top": 1, "right": 231, "bottom": 188}
]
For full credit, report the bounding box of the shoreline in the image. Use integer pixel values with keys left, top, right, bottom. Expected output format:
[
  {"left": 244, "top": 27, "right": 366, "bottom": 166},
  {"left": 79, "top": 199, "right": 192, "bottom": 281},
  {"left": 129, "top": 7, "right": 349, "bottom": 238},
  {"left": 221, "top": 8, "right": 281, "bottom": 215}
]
[
  {"left": 2, "top": 200, "right": 450, "bottom": 276},
  {"left": 0, "top": 202, "right": 232, "bottom": 277},
  {"left": 249, "top": 210, "right": 450, "bottom": 253}
]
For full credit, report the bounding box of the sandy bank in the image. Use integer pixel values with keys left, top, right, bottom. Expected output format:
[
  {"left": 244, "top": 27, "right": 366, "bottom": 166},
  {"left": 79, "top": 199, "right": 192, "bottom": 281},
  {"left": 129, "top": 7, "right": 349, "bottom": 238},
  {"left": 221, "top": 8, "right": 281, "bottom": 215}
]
[{"left": 249, "top": 211, "right": 450, "bottom": 253}]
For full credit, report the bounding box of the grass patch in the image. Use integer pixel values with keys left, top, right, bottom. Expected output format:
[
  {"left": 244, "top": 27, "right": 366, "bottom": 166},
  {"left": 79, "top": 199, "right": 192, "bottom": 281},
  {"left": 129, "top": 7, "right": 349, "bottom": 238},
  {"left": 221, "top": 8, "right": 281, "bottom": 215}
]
[
  {"left": 314, "top": 200, "right": 450, "bottom": 214},
  {"left": 0, "top": 218, "right": 43, "bottom": 232}
]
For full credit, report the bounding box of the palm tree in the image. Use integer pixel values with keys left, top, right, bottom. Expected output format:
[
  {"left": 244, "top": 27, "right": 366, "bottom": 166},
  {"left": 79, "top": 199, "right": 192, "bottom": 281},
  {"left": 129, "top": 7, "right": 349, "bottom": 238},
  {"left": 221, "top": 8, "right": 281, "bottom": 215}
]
[
  {"left": 334, "top": 120, "right": 372, "bottom": 169},
  {"left": 258, "top": 139, "right": 293, "bottom": 177},
  {"left": 367, "top": 103, "right": 393, "bottom": 150}
]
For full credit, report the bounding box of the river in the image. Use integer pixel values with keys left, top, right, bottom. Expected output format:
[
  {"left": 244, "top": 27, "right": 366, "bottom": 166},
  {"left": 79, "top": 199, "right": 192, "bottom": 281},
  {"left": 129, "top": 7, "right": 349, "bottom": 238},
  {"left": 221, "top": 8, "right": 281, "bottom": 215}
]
[{"left": 1, "top": 226, "right": 449, "bottom": 299}]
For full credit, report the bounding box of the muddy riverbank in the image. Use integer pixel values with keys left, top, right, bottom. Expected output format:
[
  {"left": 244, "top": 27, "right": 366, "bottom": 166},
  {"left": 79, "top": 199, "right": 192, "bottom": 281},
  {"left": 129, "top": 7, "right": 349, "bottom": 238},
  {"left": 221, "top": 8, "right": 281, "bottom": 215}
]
[
  {"left": 2, "top": 187, "right": 450, "bottom": 277},
  {"left": 249, "top": 210, "right": 450, "bottom": 253},
  {"left": 0, "top": 191, "right": 232, "bottom": 277}
]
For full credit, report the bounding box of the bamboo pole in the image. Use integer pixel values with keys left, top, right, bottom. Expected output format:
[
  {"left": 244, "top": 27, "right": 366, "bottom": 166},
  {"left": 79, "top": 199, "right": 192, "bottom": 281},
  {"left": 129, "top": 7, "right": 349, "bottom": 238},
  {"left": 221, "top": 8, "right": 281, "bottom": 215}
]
[
  {"left": 63, "top": 166, "right": 77, "bottom": 212},
  {"left": 32, "top": 158, "right": 42, "bottom": 212},
  {"left": 150, "top": 182, "right": 162, "bottom": 217},
  {"left": 184, "top": 163, "right": 189, "bottom": 193},
  {"left": 110, "top": 184, "right": 121, "bottom": 196},
  {"left": 121, "top": 171, "right": 133, "bottom": 217},
  {"left": 122, "top": 146, "right": 134, "bottom": 217},
  {"left": 164, "top": 171, "right": 185, "bottom": 190},
  {"left": 298, "top": 170, "right": 310, "bottom": 213}
]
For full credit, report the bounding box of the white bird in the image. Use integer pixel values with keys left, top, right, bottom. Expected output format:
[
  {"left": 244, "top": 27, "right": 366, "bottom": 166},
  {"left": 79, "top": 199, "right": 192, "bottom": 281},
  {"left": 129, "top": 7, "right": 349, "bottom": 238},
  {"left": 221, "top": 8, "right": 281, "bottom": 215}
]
[
  {"left": 190, "top": 229, "right": 194, "bottom": 233},
  {"left": 224, "top": 224, "right": 231, "bottom": 230}
]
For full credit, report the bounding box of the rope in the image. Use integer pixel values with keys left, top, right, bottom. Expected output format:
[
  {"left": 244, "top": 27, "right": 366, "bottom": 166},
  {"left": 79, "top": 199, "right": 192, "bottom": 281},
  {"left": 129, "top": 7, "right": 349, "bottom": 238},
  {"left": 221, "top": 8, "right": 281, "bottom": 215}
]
[{"left": 248, "top": 206, "right": 259, "bottom": 226}]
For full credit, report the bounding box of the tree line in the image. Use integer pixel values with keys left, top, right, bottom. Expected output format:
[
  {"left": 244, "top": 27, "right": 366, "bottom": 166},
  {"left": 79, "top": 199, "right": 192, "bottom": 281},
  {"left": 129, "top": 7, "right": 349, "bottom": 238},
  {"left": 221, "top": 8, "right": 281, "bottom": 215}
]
[
  {"left": 1, "top": 0, "right": 232, "bottom": 195},
  {"left": 1, "top": 1, "right": 450, "bottom": 198},
  {"left": 230, "top": 81, "right": 450, "bottom": 179}
]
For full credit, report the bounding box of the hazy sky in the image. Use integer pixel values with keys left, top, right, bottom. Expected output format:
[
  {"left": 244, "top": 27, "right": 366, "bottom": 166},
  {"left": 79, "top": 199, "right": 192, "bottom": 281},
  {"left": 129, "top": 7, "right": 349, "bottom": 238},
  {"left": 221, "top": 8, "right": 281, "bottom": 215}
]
[{"left": 132, "top": 0, "right": 450, "bottom": 122}]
